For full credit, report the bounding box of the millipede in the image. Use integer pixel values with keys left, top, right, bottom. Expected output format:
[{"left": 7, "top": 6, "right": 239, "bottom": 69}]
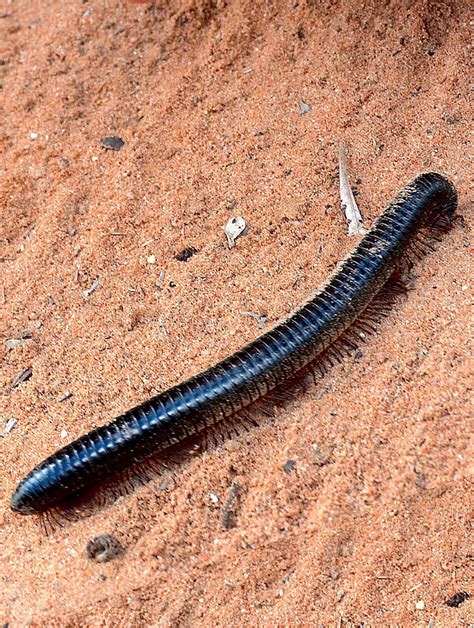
[{"left": 11, "top": 171, "right": 458, "bottom": 517}]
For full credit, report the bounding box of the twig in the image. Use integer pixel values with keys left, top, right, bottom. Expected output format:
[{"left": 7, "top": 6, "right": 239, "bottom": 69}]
[
  {"left": 0, "top": 418, "right": 18, "bottom": 438},
  {"left": 339, "top": 142, "right": 366, "bottom": 236},
  {"left": 82, "top": 276, "right": 100, "bottom": 299},
  {"left": 240, "top": 310, "right": 267, "bottom": 328},
  {"left": 9, "top": 368, "right": 32, "bottom": 390},
  {"left": 222, "top": 482, "right": 242, "bottom": 529}
]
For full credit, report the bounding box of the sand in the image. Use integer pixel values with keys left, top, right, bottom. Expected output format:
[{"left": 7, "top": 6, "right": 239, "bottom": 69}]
[{"left": 0, "top": 0, "right": 472, "bottom": 625}]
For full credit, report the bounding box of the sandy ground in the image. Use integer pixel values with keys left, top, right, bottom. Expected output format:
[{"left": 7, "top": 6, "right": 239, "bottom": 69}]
[{"left": 0, "top": 0, "right": 472, "bottom": 625}]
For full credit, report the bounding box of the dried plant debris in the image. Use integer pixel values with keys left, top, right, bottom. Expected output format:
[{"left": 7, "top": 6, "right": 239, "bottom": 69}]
[
  {"left": 208, "top": 492, "right": 219, "bottom": 504},
  {"left": 9, "top": 368, "right": 32, "bottom": 390},
  {"left": 221, "top": 482, "right": 242, "bottom": 530},
  {"left": 100, "top": 136, "right": 124, "bottom": 151},
  {"left": 175, "top": 246, "right": 198, "bottom": 262},
  {"left": 156, "top": 270, "right": 165, "bottom": 290},
  {"left": 224, "top": 216, "right": 248, "bottom": 248},
  {"left": 6, "top": 339, "right": 25, "bottom": 350},
  {"left": 5, "top": 331, "right": 32, "bottom": 350},
  {"left": 86, "top": 535, "right": 124, "bottom": 563},
  {"left": 82, "top": 276, "right": 100, "bottom": 299},
  {"left": 311, "top": 443, "right": 334, "bottom": 466},
  {"left": 1, "top": 418, "right": 18, "bottom": 438},
  {"left": 445, "top": 591, "right": 470, "bottom": 608},
  {"left": 299, "top": 99, "right": 311, "bottom": 115},
  {"left": 338, "top": 142, "right": 366, "bottom": 236},
  {"left": 240, "top": 310, "right": 267, "bottom": 328}
]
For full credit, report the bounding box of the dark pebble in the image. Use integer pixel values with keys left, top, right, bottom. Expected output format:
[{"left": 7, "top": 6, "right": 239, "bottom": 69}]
[
  {"left": 283, "top": 459, "right": 296, "bottom": 474},
  {"left": 445, "top": 591, "right": 470, "bottom": 608},
  {"left": 86, "top": 534, "right": 124, "bottom": 563},
  {"left": 175, "top": 246, "right": 197, "bottom": 262},
  {"left": 100, "top": 136, "right": 124, "bottom": 151}
]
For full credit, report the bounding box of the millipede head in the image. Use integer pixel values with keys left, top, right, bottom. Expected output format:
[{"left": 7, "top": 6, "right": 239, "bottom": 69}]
[{"left": 416, "top": 172, "right": 458, "bottom": 231}]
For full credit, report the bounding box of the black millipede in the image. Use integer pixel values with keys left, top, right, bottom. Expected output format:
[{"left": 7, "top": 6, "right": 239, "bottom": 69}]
[{"left": 11, "top": 172, "right": 458, "bottom": 516}]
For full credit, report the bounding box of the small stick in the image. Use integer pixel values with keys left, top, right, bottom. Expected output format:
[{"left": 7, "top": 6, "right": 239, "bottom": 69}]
[
  {"left": 9, "top": 368, "right": 32, "bottom": 390},
  {"left": 240, "top": 311, "right": 267, "bottom": 328},
  {"left": 339, "top": 142, "right": 366, "bottom": 236},
  {"left": 82, "top": 276, "right": 100, "bottom": 299},
  {"left": 221, "top": 482, "right": 242, "bottom": 529}
]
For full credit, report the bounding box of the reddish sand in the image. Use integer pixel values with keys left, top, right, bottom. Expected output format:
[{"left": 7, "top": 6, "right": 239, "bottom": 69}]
[{"left": 0, "top": 1, "right": 472, "bottom": 625}]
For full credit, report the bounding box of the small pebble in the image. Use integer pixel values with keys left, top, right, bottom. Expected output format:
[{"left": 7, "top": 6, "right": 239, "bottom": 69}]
[
  {"left": 299, "top": 99, "right": 311, "bottom": 115},
  {"left": 354, "top": 349, "right": 363, "bottom": 362},
  {"left": 224, "top": 216, "right": 248, "bottom": 248},
  {"left": 60, "top": 429, "right": 68, "bottom": 439},
  {"left": 147, "top": 255, "right": 156, "bottom": 264},
  {"left": 209, "top": 492, "right": 219, "bottom": 504},
  {"left": 445, "top": 591, "right": 470, "bottom": 608},
  {"left": 5, "top": 338, "right": 23, "bottom": 350},
  {"left": 30, "top": 132, "right": 38, "bottom": 140},
  {"left": 100, "top": 136, "right": 124, "bottom": 151},
  {"left": 283, "top": 459, "right": 296, "bottom": 474},
  {"left": 336, "top": 590, "right": 346, "bottom": 602},
  {"left": 415, "top": 600, "right": 425, "bottom": 610},
  {"left": 311, "top": 443, "right": 333, "bottom": 466},
  {"left": 86, "top": 535, "right": 124, "bottom": 563},
  {"left": 6, "top": 332, "right": 33, "bottom": 350}
]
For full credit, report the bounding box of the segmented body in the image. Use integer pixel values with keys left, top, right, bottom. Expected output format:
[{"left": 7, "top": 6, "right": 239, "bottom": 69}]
[{"left": 11, "top": 172, "right": 457, "bottom": 515}]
